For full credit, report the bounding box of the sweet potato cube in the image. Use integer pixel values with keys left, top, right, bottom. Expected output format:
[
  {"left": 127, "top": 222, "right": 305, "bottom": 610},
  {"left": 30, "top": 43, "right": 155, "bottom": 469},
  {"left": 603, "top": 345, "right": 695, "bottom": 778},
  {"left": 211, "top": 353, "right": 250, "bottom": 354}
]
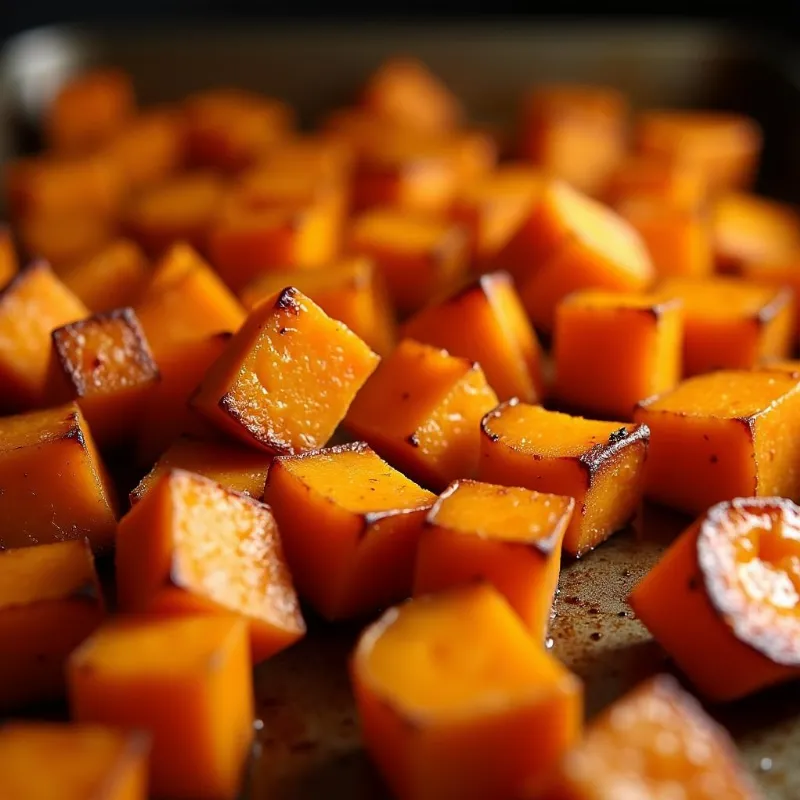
[
  {"left": 239, "top": 256, "right": 396, "bottom": 355},
  {"left": 630, "top": 497, "right": 800, "bottom": 701},
  {"left": 479, "top": 402, "right": 649, "bottom": 556},
  {"left": 0, "top": 262, "right": 89, "bottom": 411},
  {"left": 322, "top": 106, "right": 412, "bottom": 158},
  {"left": 69, "top": 615, "right": 254, "bottom": 800},
  {"left": 414, "top": 480, "right": 573, "bottom": 639},
  {"left": 191, "top": 287, "right": 379, "bottom": 454},
  {"left": 542, "top": 675, "right": 759, "bottom": 798},
  {"left": 740, "top": 253, "right": 800, "bottom": 339},
  {"left": 234, "top": 165, "right": 348, "bottom": 216},
  {"left": 659, "top": 276, "right": 794, "bottom": 376},
  {"left": 553, "top": 291, "right": 683, "bottom": 420},
  {"left": 131, "top": 436, "right": 272, "bottom": 504},
  {"left": 0, "top": 723, "right": 149, "bottom": 800},
  {"left": 352, "top": 584, "right": 583, "bottom": 800},
  {"left": 0, "top": 539, "right": 104, "bottom": 711},
  {"left": 400, "top": 272, "right": 545, "bottom": 403},
  {"left": 0, "top": 225, "right": 18, "bottom": 287},
  {"left": 345, "top": 339, "right": 499, "bottom": 490},
  {"left": 633, "top": 370, "right": 800, "bottom": 515},
  {"left": 257, "top": 134, "right": 355, "bottom": 181},
  {"left": 117, "top": 469, "right": 304, "bottom": 661},
  {"left": 347, "top": 209, "right": 469, "bottom": 315},
  {"left": 45, "top": 68, "right": 135, "bottom": 155},
  {"left": 0, "top": 403, "right": 117, "bottom": 550}
]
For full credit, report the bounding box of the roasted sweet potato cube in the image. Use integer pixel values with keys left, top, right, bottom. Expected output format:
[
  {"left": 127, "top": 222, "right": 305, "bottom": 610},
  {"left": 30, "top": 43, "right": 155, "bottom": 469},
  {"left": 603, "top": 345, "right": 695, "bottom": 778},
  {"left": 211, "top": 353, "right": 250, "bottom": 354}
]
[
  {"left": 414, "top": 480, "right": 573, "bottom": 639},
  {"left": 0, "top": 225, "right": 17, "bottom": 288},
  {"left": 131, "top": 436, "right": 272, "bottom": 504},
  {"left": 541, "top": 675, "right": 759, "bottom": 798},
  {"left": 69, "top": 615, "right": 254, "bottom": 800},
  {"left": 45, "top": 68, "right": 135, "bottom": 155},
  {"left": 0, "top": 262, "right": 89, "bottom": 411},
  {"left": 47, "top": 308, "right": 160, "bottom": 449},
  {"left": 400, "top": 272, "right": 545, "bottom": 403},
  {"left": 630, "top": 497, "right": 800, "bottom": 702},
  {"left": 345, "top": 339, "right": 499, "bottom": 490},
  {"left": 117, "top": 469, "right": 304, "bottom": 661},
  {"left": 234, "top": 164, "right": 348, "bottom": 212},
  {"left": 192, "top": 287, "right": 379, "bottom": 453},
  {"left": 633, "top": 370, "right": 800, "bottom": 515},
  {"left": 256, "top": 134, "right": 355, "bottom": 181},
  {"left": 347, "top": 209, "right": 469, "bottom": 315},
  {"left": 741, "top": 253, "right": 800, "bottom": 339},
  {"left": 0, "top": 539, "right": 104, "bottom": 711},
  {"left": 553, "top": 291, "right": 683, "bottom": 420},
  {"left": 239, "top": 256, "right": 396, "bottom": 355},
  {"left": 479, "top": 402, "right": 649, "bottom": 556},
  {"left": 659, "top": 276, "right": 794, "bottom": 376},
  {"left": 322, "top": 106, "right": 411, "bottom": 158},
  {"left": 264, "top": 442, "right": 433, "bottom": 620},
  {"left": 352, "top": 584, "right": 583, "bottom": 800},
  {"left": 0, "top": 723, "right": 149, "bottom": 800}
]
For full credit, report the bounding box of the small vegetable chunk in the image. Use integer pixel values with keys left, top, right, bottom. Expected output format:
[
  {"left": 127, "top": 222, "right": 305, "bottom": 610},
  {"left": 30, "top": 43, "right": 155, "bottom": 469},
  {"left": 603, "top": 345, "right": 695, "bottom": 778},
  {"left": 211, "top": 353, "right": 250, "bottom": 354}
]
[
  {"left": 479, "top": 402, "right": 649, "bottom": 556},
  {"left": 192, "top": 287, "right": 379, "bottom": 454},
  {"left": 630, "top": 497, "right": 800, "bottom": 702},
  {"left": 400, "top": 271, "right": 545, "bottom": 403},
  {"left": 414, "top": 480, "right": 573, "bottom": 639},
  {"left": 17, "top": 210, "right": 113, "bottom": 271},
  {"left": 0, "top": 403, "right": 118, "bottom": 551},
  {"left": 553, "top": 291, "right": 683, "bottom": 420},
  {"left": 0, "top": 540, "right": 104, "bottom": 711},
  {"left": 541, "top": 675, "right": 759, "bottom": 798},
  {"left": 69, "top": 615, "right": 254, "bottom": 800},
  {"left": 0, "top": 225, "right": 18, "bottom": 287},
  {"left": 117, "top": 469, "right": 304, "bottom": 661},
  {"left": 740, "top": 253, "right": 800, "bottom": 340},
  {"left": 634, "top": 370, "right": 800, "bottom": 515},
  {"left": 47, "top": 308, "right": 160, "bottom": 449},
  {"left": 345, "top": 339, "right": 499, "bottom": 490},
  {"left": 352, "top": 584, "right": 583, "bottom": 800},
  {"left": 265, "top": 442, "right": 435, "bottom": 620},
  {"left": 0, "top": 723, "right": 149, "bottom": 800},
  {"left": 658, "top": 277, "right": 794, "bottom": 376}
]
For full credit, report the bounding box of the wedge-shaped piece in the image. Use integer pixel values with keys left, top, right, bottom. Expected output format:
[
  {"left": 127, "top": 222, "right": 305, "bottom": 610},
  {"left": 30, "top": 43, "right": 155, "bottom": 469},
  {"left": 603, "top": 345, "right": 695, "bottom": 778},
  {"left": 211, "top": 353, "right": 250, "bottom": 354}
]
[
  {"left": 0, "top": 403, "right": 118, "bottom": 550},
  {"left": 634, "top": 370, "right": 800, "bottom": 516},
  {"left": 541, "top": 675, "right": 759, "bottom": 799},
  {"left": 69, "top": 615, "right": 254, "bottom": 800},
  {"left": 741, "top": 253, "right": 800, "bottom": 339},
  {"left": 348, "top": 209, "right": 469, "bottom": 315},
  {"left": 265, "top": 442, "right": 434, "bottom": 620},
  {"left": 192, "top": 287, "right": 379, "bottom": 454},
  {"left": 47, "top": 308, "right": 160, "bottom": 449},
  {"left": 346, "top": 339, "right": 499, "bottom": 490},
  {"left": 352, "top": 584, "right": 583, "bottom": 800},
  {"left": 414, "top": 480, "right": 573, "bottom": 639},
  {"left": 0, "top": 540, "right": 104, "bottom": 711},
  {"left": 0, "top": 225, "right": 18, "bottom": 287},
  {"left": 553, "top": 291, "right": 683, "bottom": 420},
  {"left": 479, "top": 402, "right": 649, "bottom": 556},
  {"left": 630, "top": 497, "right": 800, "bottom": 702},
  {"left": 0, "top": 723, "right": 149, "bottom": 800},
  {"left": 117, "top": 469, "right": 304, "bottom": 661},
  {"left": 18, "top": 210, "right": 113, "bottom": 270},
  {"left": 659, "top": 277, "right": 793, "bottom": 376},
  {"left": 401, "top": 272, "right": 544, "bottom": 403}
]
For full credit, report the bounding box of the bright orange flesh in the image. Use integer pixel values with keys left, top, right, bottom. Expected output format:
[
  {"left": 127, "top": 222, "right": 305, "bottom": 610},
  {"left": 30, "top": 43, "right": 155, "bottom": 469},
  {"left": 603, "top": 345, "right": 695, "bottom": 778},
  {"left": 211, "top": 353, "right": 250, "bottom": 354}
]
[{"left": 0, "top": 226, "right": 18, "bottom": 287}]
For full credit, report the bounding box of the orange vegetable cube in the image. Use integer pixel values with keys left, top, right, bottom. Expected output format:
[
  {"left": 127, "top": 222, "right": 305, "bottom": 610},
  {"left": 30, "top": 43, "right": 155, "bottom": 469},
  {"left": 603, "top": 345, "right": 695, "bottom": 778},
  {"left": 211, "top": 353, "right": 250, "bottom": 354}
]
[
  {"left": 633, "top": 370, "right": 800, "bottom": 515},
  {"left": 0, "top": 403, "right": 118, "bottom": 551},
  {"left": 264, "top": 441, "right": 434, "bottom": 620},
  {"left": 630, "top": 497, "right": 800, "bottom": 701},
  {"left": 69, "top": 615, "right": 254, "bottom": 800},
  {"left": 234, "top": 165, "right": 348, "bottom": 214},
  {"left": 0, "top": 540, "right": 104, "bottom": 711},
  {"left": 553, "top": 291, "right": 683, "bottom": 420},
  {"left": 47, "top": 308, "right": 160, "bottom": 449},
  {"left": 117, "top": 469, "right": 304, "bottom": 661},
  {"left": 352, "top": 584, "right": 583, "bottom": 800},
  {"left": 659, "top": 276, "right": 794, "bottom": 376},
  {"left": 239, "top": 256, "right": 397, "bottom": 355},
  {"left": 347, "top": 209, "right": 469, "bottom": 315},
  {"left": 740, "top": 253, "right": 800, "bottom": 340},
  {"left": 192, "top": 287, "right": 378, "bottom": 453},
  {"left": 322, "top": 106, "right": 411, "bottom": 158},
  {"left": 0, "top": 723, "right": 149, "bottom": 800},
  {"left": 479, "top": 402, "right": 649, "bottom": 556},
  {"left": 45, "top": 68, "right": 135, "bottom": 155},
  {"left": 413, "top": 480, "right": 574, "bottom": 638},
  {"left": 400, "top": 271, "right": 545, "bottom": 403},
  {"left": 256, "top": 134, "right": 355, "bottom": 181},
  {"left": 0, "top": 225, "right": 18, "bottom": 287}
]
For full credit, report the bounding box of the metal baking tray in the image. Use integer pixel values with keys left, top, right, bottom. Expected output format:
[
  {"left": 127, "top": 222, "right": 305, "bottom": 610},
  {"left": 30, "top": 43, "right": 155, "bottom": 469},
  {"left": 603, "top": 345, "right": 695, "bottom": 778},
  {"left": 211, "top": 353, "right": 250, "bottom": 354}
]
[{"left": 2, "top": 21, "right": 800, "bottom": 799}]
